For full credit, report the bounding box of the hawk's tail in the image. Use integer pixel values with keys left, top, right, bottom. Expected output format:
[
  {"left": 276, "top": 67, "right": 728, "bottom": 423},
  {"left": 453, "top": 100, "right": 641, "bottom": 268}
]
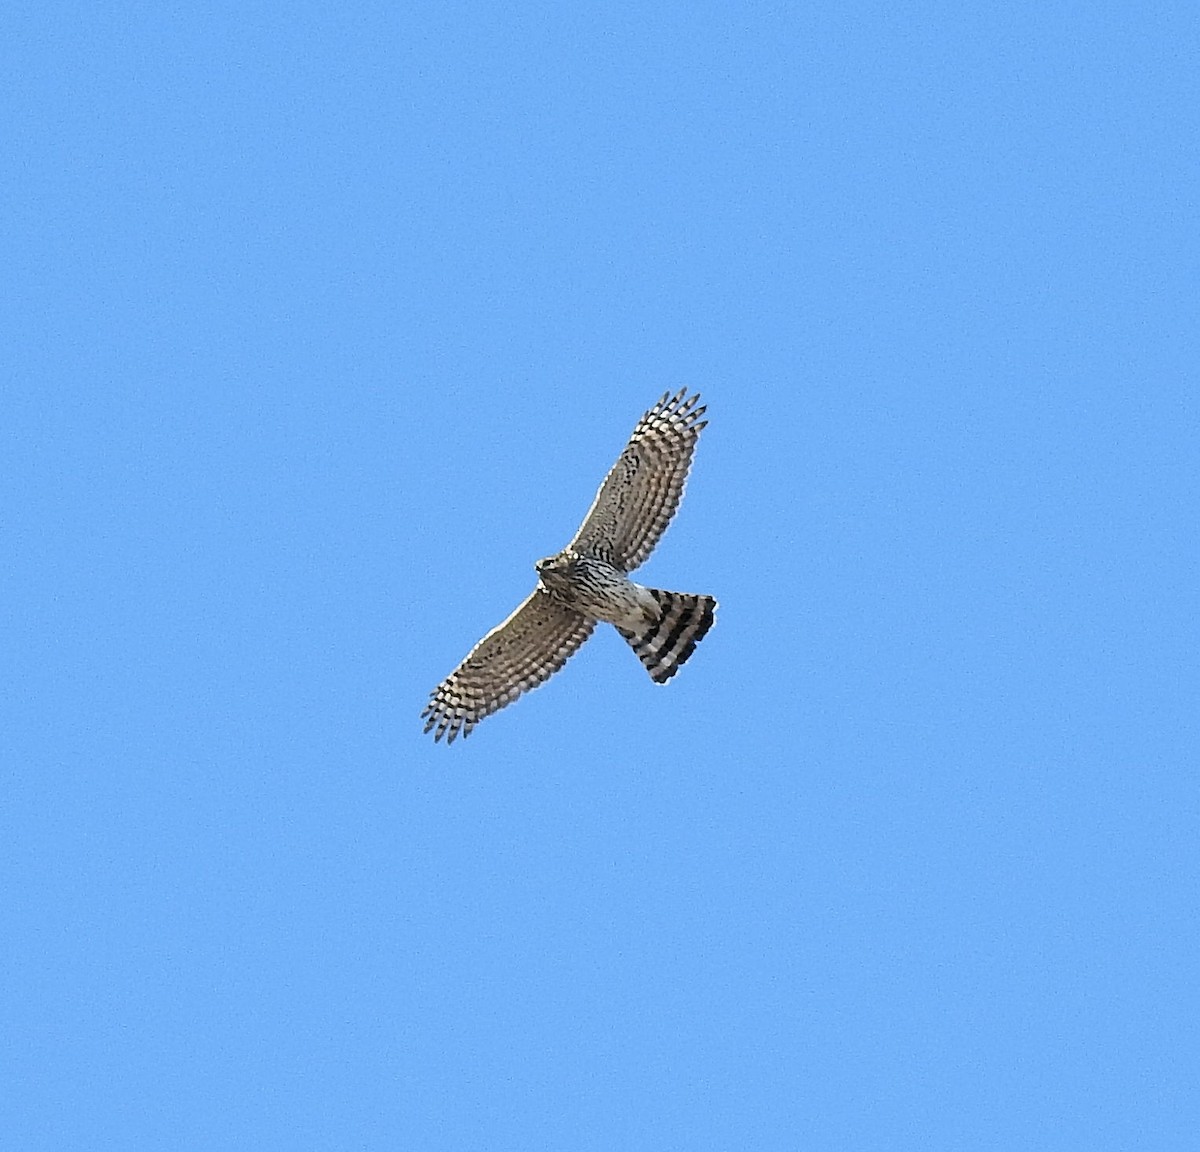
[{"left": 617, "top": 590, "right": 717, "bottom": 684}]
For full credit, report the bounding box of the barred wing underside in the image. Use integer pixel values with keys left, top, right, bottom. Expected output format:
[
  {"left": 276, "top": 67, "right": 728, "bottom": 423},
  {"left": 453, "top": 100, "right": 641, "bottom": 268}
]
[
  {"left": 421, "top": 589, "right": 596, "bottom": 743},
  {"left": 568, "top": 388, "right": 707, "bottom": 572}
]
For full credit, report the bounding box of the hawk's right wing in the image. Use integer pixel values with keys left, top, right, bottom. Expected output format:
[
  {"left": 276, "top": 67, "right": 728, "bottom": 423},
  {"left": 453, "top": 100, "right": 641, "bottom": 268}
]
[
  {"left": 422, "top": 589, "right": 596, "bottom": 743},
  {"left": 568, "top": 388, "right": 707, "bottom": 572}
]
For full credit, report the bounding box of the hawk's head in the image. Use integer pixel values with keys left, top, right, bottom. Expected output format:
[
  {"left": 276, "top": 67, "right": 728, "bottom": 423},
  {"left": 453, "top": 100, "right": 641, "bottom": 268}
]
[{"left": 535, "top": 552, "right": 573, "bottom": 595}]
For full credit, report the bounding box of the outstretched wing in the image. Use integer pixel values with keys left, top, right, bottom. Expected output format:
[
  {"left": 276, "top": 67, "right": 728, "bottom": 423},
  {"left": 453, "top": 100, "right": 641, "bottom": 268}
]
[
  {"left": 422, "top": 589, "right": 596, "bottom": 743},
  {"left": 568, "top": 388, "right": 707, "bottom": 572}
]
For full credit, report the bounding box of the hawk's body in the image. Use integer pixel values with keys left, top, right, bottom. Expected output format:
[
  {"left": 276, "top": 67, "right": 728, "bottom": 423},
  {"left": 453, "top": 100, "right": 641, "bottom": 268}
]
[
  {"left": 422, "top": 389, "right": 716, "bottom": 743},
  {"left": 534, "top": 551, "right": 656, "bottom": 629}
]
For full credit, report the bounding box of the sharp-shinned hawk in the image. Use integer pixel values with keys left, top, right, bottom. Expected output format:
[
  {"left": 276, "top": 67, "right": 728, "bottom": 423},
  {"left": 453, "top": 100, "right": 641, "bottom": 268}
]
[{"left": 422, "top": 388, "right": 717, "bottom": 743}]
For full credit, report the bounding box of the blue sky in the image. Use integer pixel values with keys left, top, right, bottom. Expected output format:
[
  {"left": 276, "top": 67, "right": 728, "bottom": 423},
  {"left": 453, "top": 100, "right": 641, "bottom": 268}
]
[{"left": 4, "top": 2, "right": 1197, "bottom": 1148}]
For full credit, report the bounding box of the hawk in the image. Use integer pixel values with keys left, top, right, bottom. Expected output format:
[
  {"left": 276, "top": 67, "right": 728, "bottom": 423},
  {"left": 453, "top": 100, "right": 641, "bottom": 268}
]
[{"left": 422, "top": 388, "right": 717, "bottom": 743}]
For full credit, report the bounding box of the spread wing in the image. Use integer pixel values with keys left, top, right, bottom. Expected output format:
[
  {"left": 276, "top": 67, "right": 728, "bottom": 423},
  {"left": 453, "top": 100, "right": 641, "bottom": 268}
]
[
  {"left": 422, "top": 589, "right": 596, "bottom": 743},
  {"left": 568, "top": 388, "right": 707, "bottom": 572}
]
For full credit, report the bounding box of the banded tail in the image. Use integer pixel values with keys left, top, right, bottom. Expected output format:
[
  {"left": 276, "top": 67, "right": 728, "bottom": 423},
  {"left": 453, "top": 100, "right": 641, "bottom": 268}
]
[{"left": 618, "top": 589, "right": 717, "bottom": 684}]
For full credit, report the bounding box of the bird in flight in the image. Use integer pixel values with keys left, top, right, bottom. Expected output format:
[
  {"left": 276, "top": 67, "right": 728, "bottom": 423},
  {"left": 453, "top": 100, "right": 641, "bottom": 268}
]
[{"left": 422, "top": 388, "right": 717, "bottom": 743}]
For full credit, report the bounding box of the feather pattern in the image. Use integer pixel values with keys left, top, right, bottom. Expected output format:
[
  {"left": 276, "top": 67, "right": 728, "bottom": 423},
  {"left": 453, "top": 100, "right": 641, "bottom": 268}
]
[
  {"left": 421, "top": 590, "right": 595, "bottom": 743},
  {"left": 568, "top": 388, "right": 707, "bottom": 572}
]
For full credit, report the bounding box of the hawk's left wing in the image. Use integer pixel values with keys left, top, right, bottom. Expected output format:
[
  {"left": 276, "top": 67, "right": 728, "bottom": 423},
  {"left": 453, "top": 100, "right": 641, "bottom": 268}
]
[
  {"left": 568, "top": 389, "right": 707, "bottom": 572},
  {"left": 422, "top": 589, "right": 596, "bottom": 743}
]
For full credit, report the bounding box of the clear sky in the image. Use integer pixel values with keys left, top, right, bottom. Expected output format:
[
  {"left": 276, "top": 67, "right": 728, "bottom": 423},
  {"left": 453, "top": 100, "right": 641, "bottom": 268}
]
[{"left": 4, "top": 2, "right": 1197, "bottom": 1149}]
